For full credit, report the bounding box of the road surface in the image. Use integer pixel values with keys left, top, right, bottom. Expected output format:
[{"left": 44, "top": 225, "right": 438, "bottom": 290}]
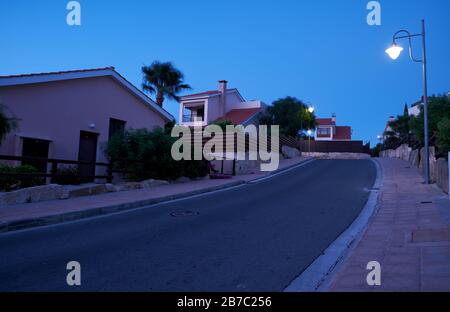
[{"left": 0, "top": 159, "right": 376, "bottom": 291}]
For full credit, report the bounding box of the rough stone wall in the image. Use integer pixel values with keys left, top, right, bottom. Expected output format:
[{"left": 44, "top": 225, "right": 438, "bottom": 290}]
[
  {"left": 382, "top": 145, "right": 448, "bottom": 193},
  {"left": 436, "top": 158, "right": 449, "bottom": 194}
]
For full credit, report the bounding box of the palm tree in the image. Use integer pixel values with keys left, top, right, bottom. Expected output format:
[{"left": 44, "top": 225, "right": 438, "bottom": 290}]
[{"left": 142, "top": 61, "right": 191, "bottom": 107}]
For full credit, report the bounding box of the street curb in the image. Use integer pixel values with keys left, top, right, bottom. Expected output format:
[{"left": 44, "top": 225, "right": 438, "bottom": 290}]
[
  {"left": 0, "top": 157, "right": 313, "bottom": 234},
  {"left": 284, "top": 158, "right": 383, "bottom": 292},
  {"left": 0, "top": 180, "right": 245, "bottom": 234}
]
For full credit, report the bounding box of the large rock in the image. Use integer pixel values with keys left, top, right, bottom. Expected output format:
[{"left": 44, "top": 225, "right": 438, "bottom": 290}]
[
  {"left": 281, "top": 145, "right": 300, "bottom": 159},
  {"left": 0, "top": 184, "right": 65, "bottom": 205},
  {"left": 114, "top": 182, "right": 143, "bottom": 192},
  {"left": 64, "top": 184, "right": 108, "bottom": 198},
  {"left": 141, "top": 179, "right": 169, "bottom": 188}
]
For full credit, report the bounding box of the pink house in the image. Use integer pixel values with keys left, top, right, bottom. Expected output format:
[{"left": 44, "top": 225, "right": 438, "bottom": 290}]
[
  {"left": 179, "top": 80, "right": 266, "bottom": 127},
  {"left": 0, "top": 67, "right": 174, "bottom": 176}
]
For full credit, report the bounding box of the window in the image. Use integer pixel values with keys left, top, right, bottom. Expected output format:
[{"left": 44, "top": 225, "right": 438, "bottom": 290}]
[
  {"left": 109, "top": 118, "right": 126, "bottom": 139},
  {"left": 317, "top": 127, "right": 331, "bottom": 136}
]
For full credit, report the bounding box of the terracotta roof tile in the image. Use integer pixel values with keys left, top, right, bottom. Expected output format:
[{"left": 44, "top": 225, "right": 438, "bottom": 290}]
[
  {"left": 316, "top": 118, "right": 336, "bottom": 126},
  {"left": 219, "top": 108, "right": 262, "bottom": 125}
]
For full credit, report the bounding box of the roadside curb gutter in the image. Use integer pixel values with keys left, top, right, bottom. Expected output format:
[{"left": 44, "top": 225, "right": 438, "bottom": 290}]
[
  {"left": 0, "top": 157, "right": 314, "bottom": 234},
  {"left": 284, "top": 158, "right": 383, "bottom": 292}
]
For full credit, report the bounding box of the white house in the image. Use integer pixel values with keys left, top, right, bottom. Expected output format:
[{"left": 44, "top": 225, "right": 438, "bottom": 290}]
[{"left": 179, "top": 80, "right": 266, "bottom": 127}]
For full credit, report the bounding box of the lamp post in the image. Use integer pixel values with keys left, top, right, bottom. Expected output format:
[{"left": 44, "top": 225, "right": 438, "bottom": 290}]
[
  {"left": 377, "top": 135, "right": 383, "bottom": 144},
  {"left": 307, "top": 129, "right": 312, "bottom": 155},
  {"left": 385, "top": 19, "right": 430, "bottom": 184},
  {"left": 300, "top": 105, "right": 314, "bottom": 155}
]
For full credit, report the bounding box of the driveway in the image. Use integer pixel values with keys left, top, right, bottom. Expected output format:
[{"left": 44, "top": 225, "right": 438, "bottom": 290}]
[{"left": 0, "top": 159, "right": 376, "bottom": 291}]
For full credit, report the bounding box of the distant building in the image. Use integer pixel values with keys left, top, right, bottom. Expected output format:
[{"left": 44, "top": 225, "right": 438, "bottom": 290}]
[
  {"left": 314, "top": 114, "right": 352, "bottom": 141},
  {"left": 179, "top": 80, "right": 266, "bottom": 127}
]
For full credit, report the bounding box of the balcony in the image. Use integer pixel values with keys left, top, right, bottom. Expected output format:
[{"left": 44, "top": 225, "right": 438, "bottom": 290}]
[{"left": 182, "top": 114, "right": 204, "bottom": 123}]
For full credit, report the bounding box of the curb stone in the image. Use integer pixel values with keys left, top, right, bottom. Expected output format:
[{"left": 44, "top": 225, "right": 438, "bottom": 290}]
[
  {"left": 0, "top": 157, "right": 313, "bottom": 234},
  {"left": 284, "top": 158, "right": 383, "bottom": 292}
]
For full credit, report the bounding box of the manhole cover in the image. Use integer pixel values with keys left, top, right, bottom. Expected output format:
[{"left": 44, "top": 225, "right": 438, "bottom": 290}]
[{"left": 170, "top": 211, "right": 199, "bottom": 217}]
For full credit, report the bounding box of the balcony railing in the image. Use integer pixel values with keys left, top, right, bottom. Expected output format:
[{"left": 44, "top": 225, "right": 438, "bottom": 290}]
[{"left": 182, "top": 115, "right": 204, "bottom": 123}]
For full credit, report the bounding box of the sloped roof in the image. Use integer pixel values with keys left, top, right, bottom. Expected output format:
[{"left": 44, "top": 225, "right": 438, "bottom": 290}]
[
  {"left": 181, "top": 88, "right": 245, "bottom": 102},
  {"left": 0, "top": 67, "right": 174, "bottom": 122},
  {"left": 316, "top": 118, "right": 336, "bottom": 126},
  {"left": 219, "top": 108, "right": 262, "bottom": 125}
]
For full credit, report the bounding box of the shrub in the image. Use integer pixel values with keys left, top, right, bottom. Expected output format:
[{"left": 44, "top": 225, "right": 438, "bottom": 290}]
[
  {"left": 52, "top": 165, "right": 84, "bottom": 185},
  {"left": 104, "top": 127, "right": 208, "bottom": 181},
  {"left": 0, "top": 164, "right": 44, "bottom": 191},
  {"left": 437, "top": 117, "right": 450, "bottom": 158}
]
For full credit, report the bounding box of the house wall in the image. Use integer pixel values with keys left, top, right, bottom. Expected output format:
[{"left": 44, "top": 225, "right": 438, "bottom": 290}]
[
  {"left": 0, "top": 76, "right": 167, "bottom": 164},
  {"left": 206, "top": 96, "right": 220, "bottom": 124}
]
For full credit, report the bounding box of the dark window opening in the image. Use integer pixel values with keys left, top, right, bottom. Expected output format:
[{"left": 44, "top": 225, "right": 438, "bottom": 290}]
[
  {"left": 109, "top": 118, "right": 126, "bottom": 139},
  {"left": 21, "top": 138, "right": 50, "bottom": 173}
]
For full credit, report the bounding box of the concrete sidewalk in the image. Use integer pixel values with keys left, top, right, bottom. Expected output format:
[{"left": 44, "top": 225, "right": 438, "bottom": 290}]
[
  {"left": 0, "top": 156, "right": 312, "bottom": 233},
  {"left": 327, "top": 158, "right": 450, "bottom": 292}
]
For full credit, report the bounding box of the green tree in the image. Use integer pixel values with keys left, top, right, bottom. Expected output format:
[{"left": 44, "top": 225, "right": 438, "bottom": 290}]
[
  {"left": 0, "top": 102, "right": 19, "bottom": 145},
  {"left": 410, "top": 95, "right": 450, "bottom": 147},
  {"left": 142, "top": 61, "right": 191, "bottom": 107},
  {"left": 259, "top": 96, "right": 316, "bottom": 137},
  {"left": 437, "top": 117, "right": 450, "bottom": 157}
]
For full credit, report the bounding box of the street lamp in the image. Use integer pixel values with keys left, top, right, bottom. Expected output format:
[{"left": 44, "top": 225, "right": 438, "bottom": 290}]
[
  {"left": 377, "top": 135, "right": 383, "bottom": 145},
  {"left": 386, "top": 19, "right": 430, "bottom": 184},
  {"left": 308, "top": 105, "right": 315, "bottom": 113},
  {"left": 307, "top": 129, "right": 312, "bottom": 155}
]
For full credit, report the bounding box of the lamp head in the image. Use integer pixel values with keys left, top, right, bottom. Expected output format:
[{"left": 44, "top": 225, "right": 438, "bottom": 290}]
[
  {"left": 307, "top": 129, "right": 312, "bottom": 136},
  {"left": 308, "top": 106, "right": 315, "bottom": 113},
  {"left": 385, "top": 43, "right": 404, "bottom": 60}
]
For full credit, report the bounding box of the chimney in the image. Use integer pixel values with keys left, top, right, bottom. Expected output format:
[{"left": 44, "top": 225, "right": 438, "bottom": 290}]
[
  {"left": 331, "top": 113, "right": 336, "bottom": 123},
  {"left": 218, "top": 80, "right": 227, "bottom": 117}
]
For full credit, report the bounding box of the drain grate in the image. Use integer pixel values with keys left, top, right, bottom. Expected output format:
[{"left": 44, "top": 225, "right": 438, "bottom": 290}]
[
  {"left": 420, "top": 201, "right": 433, "bottom": 204},
  {"left": 170, "top": 211, "right": 199, "bottom": 217}
]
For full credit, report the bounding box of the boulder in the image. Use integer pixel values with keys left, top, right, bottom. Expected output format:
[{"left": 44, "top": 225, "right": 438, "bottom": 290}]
[
  {"left": 64, "top": 183, "right": 108, "bottom": 198},
  {"left": 0, "top": 184, "right": 65, "bottom": 205},
  {"left": 114, "top": 182, "right": 143, "bottom": 191},
  {"left": 281, "top": 145, "right": 300, "bottom": 159},
  {"left": 141, "top": 179, "right": 169, "bottom": 188}
]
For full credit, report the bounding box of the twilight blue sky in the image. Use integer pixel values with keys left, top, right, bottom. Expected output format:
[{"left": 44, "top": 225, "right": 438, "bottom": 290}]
[{"left": 1, "top": 0, "right": 449, "bottom": 145}]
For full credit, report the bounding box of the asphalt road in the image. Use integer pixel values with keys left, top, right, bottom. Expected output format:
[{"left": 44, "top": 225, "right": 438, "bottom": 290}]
[{"left": 0, "top": 159, "right": 376, "bottom": 291}]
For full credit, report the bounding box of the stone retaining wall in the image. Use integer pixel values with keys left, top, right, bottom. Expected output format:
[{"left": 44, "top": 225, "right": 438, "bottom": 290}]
[{"left": 380, "top": 146, "right": 449, "bottom": 194}]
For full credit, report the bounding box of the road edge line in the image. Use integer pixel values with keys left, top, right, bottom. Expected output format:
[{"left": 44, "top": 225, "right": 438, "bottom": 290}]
[{"left": 284, "top": 158, "right": 383, "bottom": 292}]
